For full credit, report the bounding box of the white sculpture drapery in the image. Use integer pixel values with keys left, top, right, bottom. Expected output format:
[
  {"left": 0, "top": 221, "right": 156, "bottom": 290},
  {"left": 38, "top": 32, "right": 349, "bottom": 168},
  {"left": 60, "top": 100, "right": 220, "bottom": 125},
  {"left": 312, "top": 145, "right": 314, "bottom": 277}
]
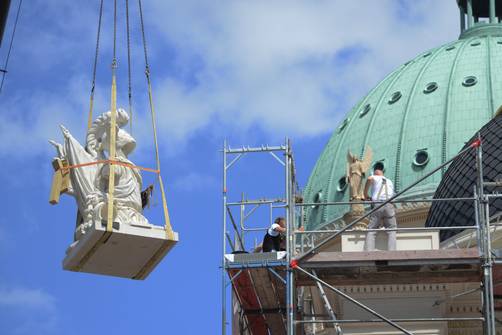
[{"left": 50, "top": 108, "right": 149, "bottom": 239}]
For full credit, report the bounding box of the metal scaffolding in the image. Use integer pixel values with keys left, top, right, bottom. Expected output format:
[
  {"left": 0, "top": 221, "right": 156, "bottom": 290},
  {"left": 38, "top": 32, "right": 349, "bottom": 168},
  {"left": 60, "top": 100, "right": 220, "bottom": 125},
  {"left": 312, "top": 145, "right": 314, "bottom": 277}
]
[{"left": 221, "top": 138, "right": 501, "bottom": 335}]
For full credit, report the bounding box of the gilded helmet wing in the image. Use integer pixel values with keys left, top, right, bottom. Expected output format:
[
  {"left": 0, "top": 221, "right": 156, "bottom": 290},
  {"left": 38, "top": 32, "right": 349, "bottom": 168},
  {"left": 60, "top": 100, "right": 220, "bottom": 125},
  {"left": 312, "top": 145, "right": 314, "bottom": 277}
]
[{"left": 360, "top": 146, "right": 373, "bottom": 173}]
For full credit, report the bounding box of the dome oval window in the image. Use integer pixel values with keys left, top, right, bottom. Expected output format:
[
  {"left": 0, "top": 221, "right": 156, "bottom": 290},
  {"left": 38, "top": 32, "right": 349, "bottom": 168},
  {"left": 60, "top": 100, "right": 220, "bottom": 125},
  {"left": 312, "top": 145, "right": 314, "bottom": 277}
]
[
  {"left": 446, "top": 45, "right": 456, "bottom": 51},
  {"left": 470, "top": 41, "right": 481, "bottom": 46},
  {"left": 388, "top": 91, "right": 402, "bottom": 104},
  {"left": 423, "top": 82, "right": 438, "bottom": 94},
  {"left": 338, "top": 118, "right": 350, "bottom": 132},
  {"left": 462, "top": 76, "right": 478, "bottom": 87},
  {"left": 373, "top": 161, "right": 385, "bottom": 172},
  {"left": 413, "top": 150, "right": 429, "bottom": 167},
  {"left": 312, "top": 191, "right": 323, "bottom": 208},
  {"left": 359, "top": 104, "right": 371, "bottom": 118},
  {"left": 497, "top": 40, "right": 502, "bottom": 45},
  {"left": 337, "top": 177, "right": 348, "bottom": 192},
  {"left": 423, "top": 52, "right": 431, "bottom": 58}
]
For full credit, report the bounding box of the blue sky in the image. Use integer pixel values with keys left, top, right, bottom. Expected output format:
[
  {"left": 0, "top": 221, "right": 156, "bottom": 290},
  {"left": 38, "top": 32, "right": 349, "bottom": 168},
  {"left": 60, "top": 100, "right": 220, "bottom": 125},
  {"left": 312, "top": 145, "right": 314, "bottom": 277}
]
[{"left": 0, "top": 1, "right": 459, "bottom": 334}]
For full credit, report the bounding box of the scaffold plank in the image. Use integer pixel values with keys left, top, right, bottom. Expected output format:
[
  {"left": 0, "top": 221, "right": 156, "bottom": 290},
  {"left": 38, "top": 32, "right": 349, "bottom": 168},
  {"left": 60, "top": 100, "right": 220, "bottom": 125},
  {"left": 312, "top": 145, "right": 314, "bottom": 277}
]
[
  {"left": 229, "top": 269, "right": 268, "bottom": 335},
  {"left": 250, "top": 268, "right": 286, "bottom": 335},
  {"left": 228, "top": 266, "right": 287, "bottom": 335},
  {"left": 494, "top": 264, "right": 502, "bottom": 310}
]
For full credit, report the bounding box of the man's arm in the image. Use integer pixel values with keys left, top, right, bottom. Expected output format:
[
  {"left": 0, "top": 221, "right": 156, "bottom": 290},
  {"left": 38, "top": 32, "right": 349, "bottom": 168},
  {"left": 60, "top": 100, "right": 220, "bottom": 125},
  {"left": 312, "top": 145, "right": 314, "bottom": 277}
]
[
  {"left": 275, "top": 225, "right": 287, "bottom": 233},
  {"left": 364, "top": 176, "right": 373, "bottom": 200}
]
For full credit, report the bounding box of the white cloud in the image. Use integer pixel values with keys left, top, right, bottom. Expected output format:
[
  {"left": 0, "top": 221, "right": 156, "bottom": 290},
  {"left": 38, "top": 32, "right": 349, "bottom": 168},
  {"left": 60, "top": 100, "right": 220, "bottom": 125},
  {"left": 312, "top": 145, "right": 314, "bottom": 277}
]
[
  {"left": 146, "top": 0, "right": 459, "bottom": 142},
  {"left": 0, "top": 74, "right": 95, "bottom": 157},
  {"left": 0, "top": 287, "right": 56, "bottom": 311},
  {"left": 0, "top": 287, "right": 58, "bottom": 335},
  {"left": 0, "top": 0, "right": 460, "bottom": 158}
]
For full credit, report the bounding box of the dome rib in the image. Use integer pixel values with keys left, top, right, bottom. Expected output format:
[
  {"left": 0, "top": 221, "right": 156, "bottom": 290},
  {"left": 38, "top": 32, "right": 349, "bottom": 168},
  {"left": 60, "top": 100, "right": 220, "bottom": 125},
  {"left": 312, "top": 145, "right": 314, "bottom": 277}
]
[
  {"left": 486, "top": 36, "right": 495, "bottom": 117},
  {"left": 320, "top": 90, "right": 377, "bottom": 222},
  {"left": 320, "top": 69, "right": 401, "bottom": 223},
  {"left": 442, "top": 37, "right": 474, "bottom": 171},
  {"left": 360, "top": 64, "right": 411, "bottom": 157},
  {"left": 305, "top": 99, "right": 366, "bottom": 223},
  {"left": 394, "top": 46, "right": 447, "bottom": 191}
]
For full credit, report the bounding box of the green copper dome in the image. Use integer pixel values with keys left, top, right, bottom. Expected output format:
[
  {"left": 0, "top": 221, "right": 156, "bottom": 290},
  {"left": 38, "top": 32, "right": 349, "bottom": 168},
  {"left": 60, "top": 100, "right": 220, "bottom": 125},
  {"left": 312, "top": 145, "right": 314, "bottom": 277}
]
[{"left": 303, "top": 21, "right": 502, "bottom": 229}]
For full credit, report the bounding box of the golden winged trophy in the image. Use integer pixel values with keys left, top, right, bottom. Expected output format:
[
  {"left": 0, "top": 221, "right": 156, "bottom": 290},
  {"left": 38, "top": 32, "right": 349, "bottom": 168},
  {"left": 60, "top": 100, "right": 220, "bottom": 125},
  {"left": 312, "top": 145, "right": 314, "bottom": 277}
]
[
  {"left": 346, "top": 146, "right": 373, "bottom": 201},
  {"left": 343, "top": 146, "right": 372, "bottom": 228}
]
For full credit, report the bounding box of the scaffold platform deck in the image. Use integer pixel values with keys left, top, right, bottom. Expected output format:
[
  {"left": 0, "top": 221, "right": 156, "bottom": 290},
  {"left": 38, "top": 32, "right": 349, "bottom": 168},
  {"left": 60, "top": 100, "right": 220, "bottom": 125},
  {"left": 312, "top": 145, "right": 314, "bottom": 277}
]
[{"left": 296, "top": 248, "right": 482, "bottom": 286}]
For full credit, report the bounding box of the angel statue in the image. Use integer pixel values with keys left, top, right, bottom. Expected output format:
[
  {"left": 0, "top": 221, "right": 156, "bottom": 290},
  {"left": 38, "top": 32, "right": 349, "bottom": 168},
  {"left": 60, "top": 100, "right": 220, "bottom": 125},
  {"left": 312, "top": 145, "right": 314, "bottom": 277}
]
[
  {"left": 346, "top": 146, "right": 372, "bottom": 201},
  {"left": 49, "top": 108, "right": 149, "bottom": 239}
]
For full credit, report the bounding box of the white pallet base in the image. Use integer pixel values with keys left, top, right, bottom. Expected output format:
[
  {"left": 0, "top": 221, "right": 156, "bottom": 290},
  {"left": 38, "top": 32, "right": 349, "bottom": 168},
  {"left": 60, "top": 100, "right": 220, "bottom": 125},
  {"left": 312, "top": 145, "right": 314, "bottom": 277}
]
[{"left": 63, "top": 220, "right": 178, "bottom": 280}]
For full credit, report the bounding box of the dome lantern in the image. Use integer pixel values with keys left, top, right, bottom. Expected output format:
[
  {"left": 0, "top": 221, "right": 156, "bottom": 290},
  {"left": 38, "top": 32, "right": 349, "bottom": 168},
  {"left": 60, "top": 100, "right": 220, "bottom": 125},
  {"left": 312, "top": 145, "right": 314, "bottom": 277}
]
[{"left": 458, "top": 0, "right": 501, "bottom": 33}]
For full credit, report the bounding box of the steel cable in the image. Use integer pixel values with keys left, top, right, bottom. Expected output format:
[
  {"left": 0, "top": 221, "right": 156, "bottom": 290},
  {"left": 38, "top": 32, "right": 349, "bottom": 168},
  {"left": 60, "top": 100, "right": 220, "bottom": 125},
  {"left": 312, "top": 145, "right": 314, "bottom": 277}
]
[
  {"left": 87, "top": 0, "right": 104, "bottom": 132},
  {"left": 0, "top": 0, "right": 23, "bottom": 94},
  {"left": 125, "top": 0, "right": 133, "bottom": 134}
]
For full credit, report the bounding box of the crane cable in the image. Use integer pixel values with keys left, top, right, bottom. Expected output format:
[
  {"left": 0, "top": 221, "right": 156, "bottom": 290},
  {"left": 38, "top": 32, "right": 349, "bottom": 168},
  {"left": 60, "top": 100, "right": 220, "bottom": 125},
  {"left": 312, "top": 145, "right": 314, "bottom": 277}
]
[
  {"left": 87, "top": 0, "right": 103, "bottom": 132},
  {"left": 0, "top": 0, "right": 23, "bottom": 94},
  {"left": 138, "top": 0, "right": 174, "bottom": 240},
  {"left": 125, "top": 0, "right": 133, "bottom": 135}
]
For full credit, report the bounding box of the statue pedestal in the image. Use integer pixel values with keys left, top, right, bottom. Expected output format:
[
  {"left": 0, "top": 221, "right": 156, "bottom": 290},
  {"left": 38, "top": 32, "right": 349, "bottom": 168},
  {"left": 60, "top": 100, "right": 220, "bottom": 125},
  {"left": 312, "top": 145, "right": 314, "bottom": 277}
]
[
  {"left": 63, "top": 220, "right": 178, "bottom": 280},
  {"left": 341, "top": 230, "right": 440, "bottom": 251},
  {"left": 343, "top": 203, "right": 369, "bottom": 230}
]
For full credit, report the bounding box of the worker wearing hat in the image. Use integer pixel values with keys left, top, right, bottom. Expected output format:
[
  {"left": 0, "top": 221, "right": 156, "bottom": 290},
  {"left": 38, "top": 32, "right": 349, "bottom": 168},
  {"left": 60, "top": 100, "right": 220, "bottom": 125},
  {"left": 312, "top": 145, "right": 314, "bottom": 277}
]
[{"left": 363, "top": 162, "right": 397, "bottom": 251}]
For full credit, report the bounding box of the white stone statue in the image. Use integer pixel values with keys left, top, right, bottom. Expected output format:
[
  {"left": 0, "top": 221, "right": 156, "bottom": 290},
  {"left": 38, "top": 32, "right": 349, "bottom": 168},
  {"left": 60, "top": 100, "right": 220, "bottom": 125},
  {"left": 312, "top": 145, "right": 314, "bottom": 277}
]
[{"left": 49, "top": 108, "right": 149, "bottom": 239}]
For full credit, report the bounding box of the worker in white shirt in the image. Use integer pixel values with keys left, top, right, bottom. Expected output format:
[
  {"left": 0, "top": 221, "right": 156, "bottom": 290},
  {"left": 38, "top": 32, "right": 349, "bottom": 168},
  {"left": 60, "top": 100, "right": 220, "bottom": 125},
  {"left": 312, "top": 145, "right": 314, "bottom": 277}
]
[
  {"left": 363, "top": 162, "right": 397, "bottom": 251},
  {"left": 262, "top": 217, "right": 286, "bottom": 252}
]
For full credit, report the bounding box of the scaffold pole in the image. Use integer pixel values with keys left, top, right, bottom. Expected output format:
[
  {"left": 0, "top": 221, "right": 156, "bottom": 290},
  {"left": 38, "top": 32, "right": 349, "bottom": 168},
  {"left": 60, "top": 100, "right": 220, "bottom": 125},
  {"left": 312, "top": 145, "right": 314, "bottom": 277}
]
[
  {"left": 475, "top": 136, "right": 496, "bottom": 334},
  {"left": 222, "top": 140, "right": 227, "bottom": 335}
]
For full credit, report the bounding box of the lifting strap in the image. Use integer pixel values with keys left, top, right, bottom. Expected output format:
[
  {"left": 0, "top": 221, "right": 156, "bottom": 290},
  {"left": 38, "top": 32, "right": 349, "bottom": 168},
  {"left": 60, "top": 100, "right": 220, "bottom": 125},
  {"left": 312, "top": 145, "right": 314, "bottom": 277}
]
[
  {"left": 75, "top": 0, "right": 118, "bottom": 271},
  {"left": 107, "top": 68, "right": 117, "bottom": 233},
  {"left": 106, "top": 0, "right": 118, "bottom": 234},
  {"left": 61, "top": 159, "right": 160, "bottom": 174},
  {"left": 139, "top": 0, "right": 174, "bottom": 240}
]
